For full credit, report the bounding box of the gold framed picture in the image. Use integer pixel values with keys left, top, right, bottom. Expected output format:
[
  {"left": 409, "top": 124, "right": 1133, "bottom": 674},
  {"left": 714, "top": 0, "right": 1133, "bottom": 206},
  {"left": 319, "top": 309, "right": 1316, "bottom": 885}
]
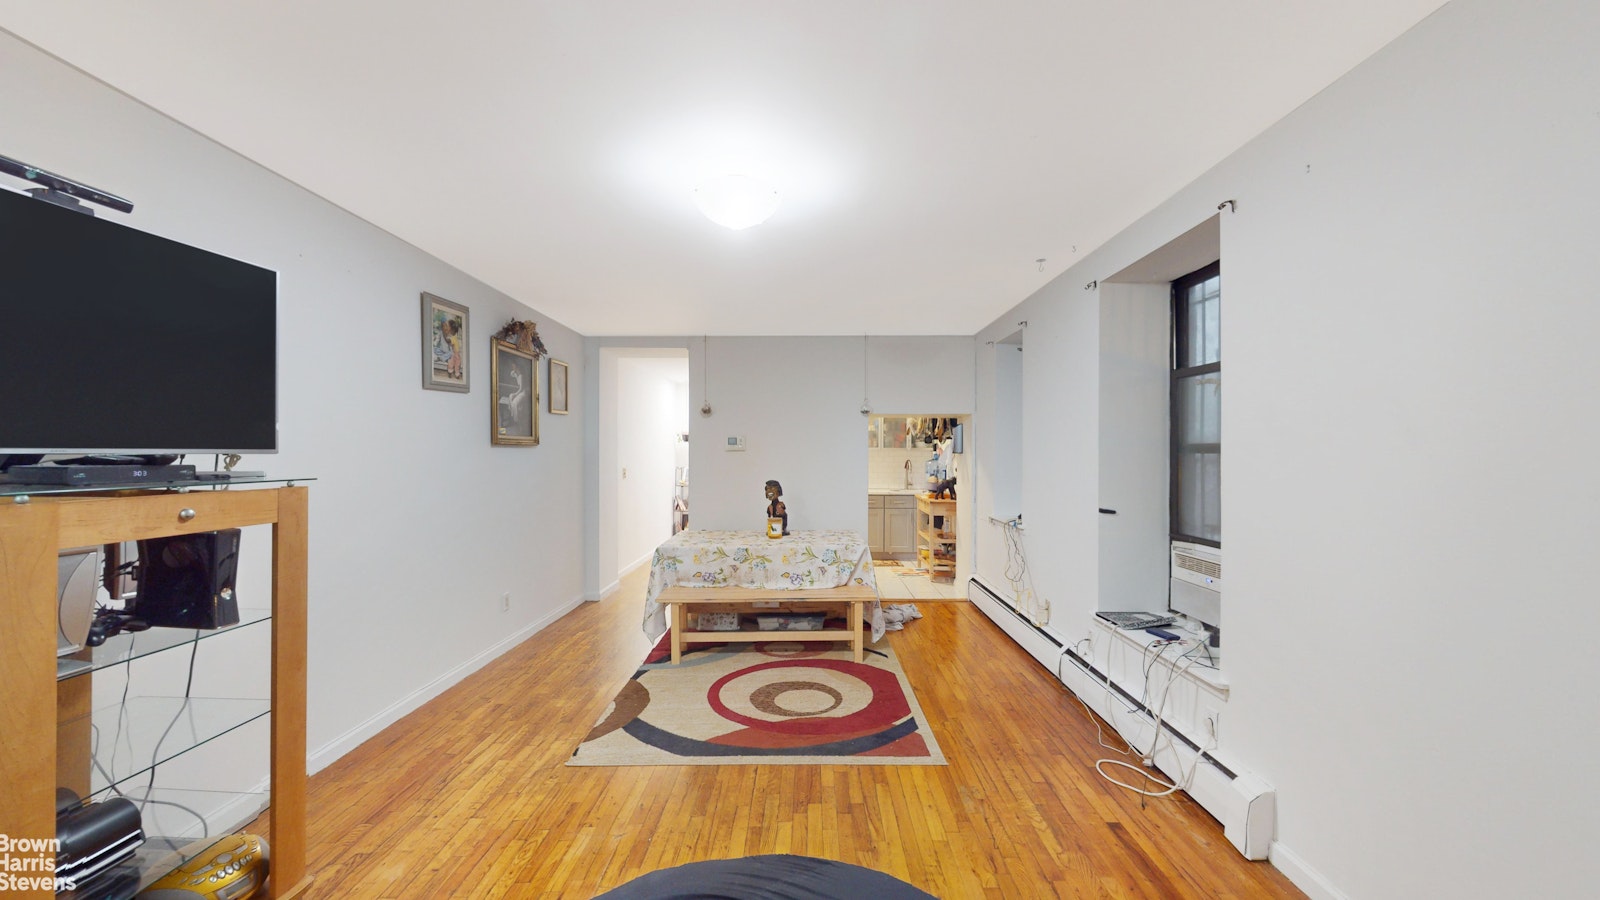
[
  {"left": 549, "top": 358, "right": 569, "bottom": 415},
  {"left": 491, "top": 339, "right": 539, "bottom": 446}
]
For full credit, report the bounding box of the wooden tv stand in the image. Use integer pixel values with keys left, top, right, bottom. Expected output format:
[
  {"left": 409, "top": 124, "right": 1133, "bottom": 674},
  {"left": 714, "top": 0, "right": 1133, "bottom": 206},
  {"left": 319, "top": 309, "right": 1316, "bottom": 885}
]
[{"left": 0, "top": 486, "right": 311, "bottom": 899}]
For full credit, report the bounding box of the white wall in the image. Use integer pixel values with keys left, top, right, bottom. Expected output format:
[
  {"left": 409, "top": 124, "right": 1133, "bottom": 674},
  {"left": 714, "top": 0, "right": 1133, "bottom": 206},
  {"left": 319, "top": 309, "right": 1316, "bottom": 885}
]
[
  {"left": 987, "top": 333, "right": 1025, "bottom": 521},
  {"left": 583, "top": 335, "right": 972, "bottom": 594},
  {"left": 974, "top": 295, "right": 1100, "bottom": 632},
  {"left": 967, "top": 0, "right": 1600, "bottom": 896},
  {"left": 861, "top": 336, "right": 975, "bottom": 416},
  {"left": 686, "top": 336, "right": 974, "bottom": 534},
  {"left": 615, "top": 355, "right": 687, "bottom": 573},
  {"left": 1, "top": 33, "right": 588, "bottom": 777},
  {"left": 1096, "top": 283, "right": 1170, "bottom": 613}
]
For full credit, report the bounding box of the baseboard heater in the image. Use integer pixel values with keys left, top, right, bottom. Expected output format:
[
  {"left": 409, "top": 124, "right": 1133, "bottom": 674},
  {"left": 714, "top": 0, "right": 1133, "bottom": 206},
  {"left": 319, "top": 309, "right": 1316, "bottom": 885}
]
[
  {"left": 967, "top": 575, "right": 1274, "bottom": 860},
  {"left": 967, "top": 578, "right": 1225, "bottom": 769}
]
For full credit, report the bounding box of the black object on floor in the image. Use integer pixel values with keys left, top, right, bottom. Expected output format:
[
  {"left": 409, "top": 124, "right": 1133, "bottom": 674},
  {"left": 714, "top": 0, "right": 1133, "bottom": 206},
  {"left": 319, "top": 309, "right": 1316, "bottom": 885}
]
[{"left": 592, "top": 854, "right": 938, "bottom": 900}]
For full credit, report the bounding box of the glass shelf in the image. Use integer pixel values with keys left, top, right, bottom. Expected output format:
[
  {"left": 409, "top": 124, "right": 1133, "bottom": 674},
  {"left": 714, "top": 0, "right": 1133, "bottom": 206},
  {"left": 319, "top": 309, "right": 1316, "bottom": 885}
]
[
  {"left": 87, "top": 786, "right": 269, "bottom": 842},
  {"left": 0, "top": 474, "right": 315, "bottom": 499},
  {"left": 76, "top": 697, "right": 271, "bottom": 793},
  {"left": 65, "top": 609, "right": 273, "bottom": 678}
]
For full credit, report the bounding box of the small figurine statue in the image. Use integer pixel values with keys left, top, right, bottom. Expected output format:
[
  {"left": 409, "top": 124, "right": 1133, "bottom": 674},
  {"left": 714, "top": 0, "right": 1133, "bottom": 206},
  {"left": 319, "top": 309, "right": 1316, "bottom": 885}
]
[{"left": 764, "top": 479, "right": 790, "bottom": 538}]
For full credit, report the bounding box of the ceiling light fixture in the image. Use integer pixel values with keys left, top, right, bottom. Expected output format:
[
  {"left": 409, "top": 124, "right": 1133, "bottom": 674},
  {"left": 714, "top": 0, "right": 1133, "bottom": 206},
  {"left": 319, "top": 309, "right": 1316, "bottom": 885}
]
[{"left": 693, "top": 174, "right": 780, "bottom": 230}]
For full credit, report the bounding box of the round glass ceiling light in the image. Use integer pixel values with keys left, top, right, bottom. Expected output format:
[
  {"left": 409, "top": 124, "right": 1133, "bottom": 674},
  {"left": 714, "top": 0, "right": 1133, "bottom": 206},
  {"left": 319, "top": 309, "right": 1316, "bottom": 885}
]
[{"left": 693, "top": 174, "right": 781, "bottom": 230}]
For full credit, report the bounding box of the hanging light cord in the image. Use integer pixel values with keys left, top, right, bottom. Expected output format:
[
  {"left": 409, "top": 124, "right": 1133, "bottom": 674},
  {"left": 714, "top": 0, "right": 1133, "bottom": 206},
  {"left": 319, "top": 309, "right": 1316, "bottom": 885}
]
[
  {"left": 700, "top": 335, "right": 712, "bottom": 416},
  {"left": 862, "top": 335, "right": 869, "bottom": 410}
]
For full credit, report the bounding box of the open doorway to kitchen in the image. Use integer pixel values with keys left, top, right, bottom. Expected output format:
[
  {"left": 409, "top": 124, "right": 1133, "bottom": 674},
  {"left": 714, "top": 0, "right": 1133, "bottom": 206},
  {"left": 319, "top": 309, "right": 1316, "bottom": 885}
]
[{"left": 866, "top": 414, "right": 967, "bottom": 601}]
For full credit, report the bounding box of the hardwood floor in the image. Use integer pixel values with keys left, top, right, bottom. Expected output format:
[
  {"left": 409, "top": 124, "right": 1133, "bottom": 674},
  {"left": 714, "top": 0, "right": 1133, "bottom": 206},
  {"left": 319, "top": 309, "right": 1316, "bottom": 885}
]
[{"left": 259, "top": 570, "right": 1302, "bottom": 898}]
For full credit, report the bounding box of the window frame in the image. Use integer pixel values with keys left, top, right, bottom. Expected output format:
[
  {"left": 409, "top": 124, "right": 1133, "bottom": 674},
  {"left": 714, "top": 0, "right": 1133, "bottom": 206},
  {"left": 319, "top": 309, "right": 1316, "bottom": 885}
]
[{"left": 1170, "top": 260, "right": 1221, "bottom": 548}]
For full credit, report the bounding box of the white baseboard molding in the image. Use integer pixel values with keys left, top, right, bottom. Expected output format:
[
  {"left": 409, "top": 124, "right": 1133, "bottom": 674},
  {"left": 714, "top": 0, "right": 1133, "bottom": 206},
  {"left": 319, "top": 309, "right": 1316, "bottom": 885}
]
[
  {"left": 1269, "top": 841, "right": 1348, "bottom": 900},
  {"left": 620, "top": 550, "right": 653, "bottom": 578},
  {"left": 585, "top": 578, "right": 621, "bottom": 602},
  {"left": 967, "top": 575, "right": 1059, "bottom": 671},
  {"left": 307, "top": 592, "right": 586, "bottom": 774}
]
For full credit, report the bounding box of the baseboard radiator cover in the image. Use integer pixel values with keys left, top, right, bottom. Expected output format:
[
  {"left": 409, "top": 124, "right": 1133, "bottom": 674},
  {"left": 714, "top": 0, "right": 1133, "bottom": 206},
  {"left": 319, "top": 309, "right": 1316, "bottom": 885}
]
[{"left": 968, "top": 575, "right": 1275, "bottom": 860}]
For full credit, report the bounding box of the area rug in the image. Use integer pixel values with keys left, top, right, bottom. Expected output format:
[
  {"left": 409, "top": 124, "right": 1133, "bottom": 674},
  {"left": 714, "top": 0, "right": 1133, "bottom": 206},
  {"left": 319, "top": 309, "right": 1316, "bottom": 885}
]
[{"left": 569, "top": 635, "right": 946, "bottom": 766}]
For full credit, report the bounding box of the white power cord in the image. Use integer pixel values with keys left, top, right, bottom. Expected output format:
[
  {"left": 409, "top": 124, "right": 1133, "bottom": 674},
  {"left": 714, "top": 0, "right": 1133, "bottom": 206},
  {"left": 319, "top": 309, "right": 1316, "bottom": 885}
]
[
  {"left": 1068, "top": 635, "right": 1218, "bottom": 799},
  {"left": 1001, "top": 519, "right": 1049, "bottom": 626}
]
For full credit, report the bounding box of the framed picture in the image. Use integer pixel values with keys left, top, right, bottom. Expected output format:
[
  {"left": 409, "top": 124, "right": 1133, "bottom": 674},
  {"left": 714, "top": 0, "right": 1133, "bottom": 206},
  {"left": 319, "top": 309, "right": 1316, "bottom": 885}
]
[
  {"left": 422, "top": 292, "right": 469, "bottom": 392},
  {"left": 548, "top": 358, "right": 569, "bottom": 415},
  {"left": 491, "top": 339, "right": 539, "bottom": 445}
]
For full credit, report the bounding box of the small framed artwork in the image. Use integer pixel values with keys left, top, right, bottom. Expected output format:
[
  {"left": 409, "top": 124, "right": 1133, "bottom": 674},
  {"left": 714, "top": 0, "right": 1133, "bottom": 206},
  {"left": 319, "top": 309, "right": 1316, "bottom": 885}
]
[
  {"left": 548, "top": 358, "right": 569, "bottom": 415},
  {"left": 421, "top": 292, "right": 469, "bottom": 392},
  {"left": 491, "top": 339, "right": 539, "bottom": 446}
]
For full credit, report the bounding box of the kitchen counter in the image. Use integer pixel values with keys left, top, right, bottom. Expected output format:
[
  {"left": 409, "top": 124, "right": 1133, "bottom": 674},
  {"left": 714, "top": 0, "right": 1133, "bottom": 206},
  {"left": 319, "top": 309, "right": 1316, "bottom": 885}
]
[{"left": 869, "top": 488, "right": 926, "bottom": 495}]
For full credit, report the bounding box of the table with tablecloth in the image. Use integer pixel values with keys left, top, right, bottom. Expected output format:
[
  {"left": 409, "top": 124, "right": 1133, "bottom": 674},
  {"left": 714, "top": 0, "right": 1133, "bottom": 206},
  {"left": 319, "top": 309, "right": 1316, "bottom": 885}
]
[{"left": 642, "top": 529, "right": 885, "bottom": 654}]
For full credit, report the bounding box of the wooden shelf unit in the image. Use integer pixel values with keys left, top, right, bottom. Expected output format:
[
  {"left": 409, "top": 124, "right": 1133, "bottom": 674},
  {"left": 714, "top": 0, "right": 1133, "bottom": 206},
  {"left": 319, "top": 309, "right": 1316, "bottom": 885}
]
[
  {"left": 658, "top": 585, "right": 876, "bottom": 664},
  {"left": 916, "top": 494, "right": 958, "bottom": 580},
  {"left": 0, "top": 486, "right": 310, "bottom": 899}
]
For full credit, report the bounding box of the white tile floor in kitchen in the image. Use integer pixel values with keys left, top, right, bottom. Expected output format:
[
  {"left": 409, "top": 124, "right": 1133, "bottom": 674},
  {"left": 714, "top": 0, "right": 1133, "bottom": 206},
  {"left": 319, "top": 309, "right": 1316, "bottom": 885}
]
[{"left": 873, "top": 561, "right": 966, "bottom": 601}]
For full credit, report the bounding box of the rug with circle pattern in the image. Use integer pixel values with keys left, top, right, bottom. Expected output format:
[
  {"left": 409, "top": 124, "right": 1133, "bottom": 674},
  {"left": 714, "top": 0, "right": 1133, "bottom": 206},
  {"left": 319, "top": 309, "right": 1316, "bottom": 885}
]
[{"left": 568, "top": 636, "right": 945, "bottom": 766}]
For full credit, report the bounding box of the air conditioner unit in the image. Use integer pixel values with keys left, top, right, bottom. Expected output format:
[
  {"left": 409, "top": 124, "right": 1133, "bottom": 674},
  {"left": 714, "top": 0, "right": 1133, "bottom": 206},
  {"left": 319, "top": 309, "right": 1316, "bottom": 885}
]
[{"left": 1170, "top": 541, "right": 1221, "bottom": 632}]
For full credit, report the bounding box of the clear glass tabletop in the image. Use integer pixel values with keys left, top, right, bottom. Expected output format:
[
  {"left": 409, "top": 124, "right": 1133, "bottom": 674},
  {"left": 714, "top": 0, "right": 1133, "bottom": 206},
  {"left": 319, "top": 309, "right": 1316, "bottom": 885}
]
[{"left": 0, "top": 474, "right": 315, "bottom": 499}]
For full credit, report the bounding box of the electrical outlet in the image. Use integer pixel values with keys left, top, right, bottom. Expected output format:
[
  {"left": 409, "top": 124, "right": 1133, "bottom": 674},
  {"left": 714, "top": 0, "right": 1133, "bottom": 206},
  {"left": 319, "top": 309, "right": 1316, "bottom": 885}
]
[
  {"left": 501, "top": 592, "right": 511, "bottom": 612},
  {"left": 1200, "top": 702, "right": 1222, "bottom": 743}
]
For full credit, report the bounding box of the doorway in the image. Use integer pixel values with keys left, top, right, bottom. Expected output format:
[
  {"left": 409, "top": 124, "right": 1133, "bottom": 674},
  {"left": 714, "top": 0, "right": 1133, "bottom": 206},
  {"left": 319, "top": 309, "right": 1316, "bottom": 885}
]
[
  {"left": 597, "top": 347, "right": 689, "bottom": 597},
  {"left": 865, "top": 414, "right": 967, "bottom": 601}
]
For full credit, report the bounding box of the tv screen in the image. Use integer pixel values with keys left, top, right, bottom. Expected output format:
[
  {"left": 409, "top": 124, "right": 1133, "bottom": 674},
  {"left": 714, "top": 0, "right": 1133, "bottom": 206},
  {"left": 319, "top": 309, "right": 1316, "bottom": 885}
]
[{"left": 0, "top": 188, "right": 278, "bottom": 455}]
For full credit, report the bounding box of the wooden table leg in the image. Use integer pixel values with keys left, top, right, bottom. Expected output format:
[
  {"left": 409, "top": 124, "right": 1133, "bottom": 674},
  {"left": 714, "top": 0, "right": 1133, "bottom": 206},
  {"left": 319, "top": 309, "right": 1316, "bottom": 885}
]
[
  {"left": 850, "top": 601, "right": 864, "bottom": 662},
  {"left": 671, "top": 602, "right": 685, "bottom": 664}
]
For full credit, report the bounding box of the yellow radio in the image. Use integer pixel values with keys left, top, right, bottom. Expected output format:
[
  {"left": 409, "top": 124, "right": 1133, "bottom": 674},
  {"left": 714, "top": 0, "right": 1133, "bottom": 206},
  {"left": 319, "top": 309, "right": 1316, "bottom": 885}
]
[{"left": 137, "top": 833, "right": 269, "bottom": 900}]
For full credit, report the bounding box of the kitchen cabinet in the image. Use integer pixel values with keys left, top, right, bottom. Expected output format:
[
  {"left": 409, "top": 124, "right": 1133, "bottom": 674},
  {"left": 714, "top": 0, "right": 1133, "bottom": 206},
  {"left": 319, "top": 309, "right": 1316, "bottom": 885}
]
[
  {"left": 885, "top": 499, "right": 916, "bottom": 553},
  {"left": 867, "top": 496, "right": 886, "bottom": 554},
  {"left": 867, "top": 417, "right": 910, "bottom": 449},
  {"left": 868, "top": 493, "right": 916, "bottom": 557}
]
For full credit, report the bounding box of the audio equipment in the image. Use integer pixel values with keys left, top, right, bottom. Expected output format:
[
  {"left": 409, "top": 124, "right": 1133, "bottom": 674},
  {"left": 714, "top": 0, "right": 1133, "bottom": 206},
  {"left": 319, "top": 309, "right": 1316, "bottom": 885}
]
[
  {"left": 56, "top": 546, "right": 102, "bottom": 656},
  {"left": 135, "top": 529, "right": 241, "bottom": 629},
  {"left": 137, "top": 833, "right": 269, "bottom": 900},
  {"left": 54, "top": 794, "right": 145, "bottom": 889},
  {"left": 2, "top": 462, "right": 197, "bottom": 485}
]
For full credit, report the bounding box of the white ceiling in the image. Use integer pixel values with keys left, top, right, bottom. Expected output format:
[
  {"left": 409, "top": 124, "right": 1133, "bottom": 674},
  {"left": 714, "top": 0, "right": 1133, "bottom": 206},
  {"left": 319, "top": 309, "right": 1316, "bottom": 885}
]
[{"left": 0, "top": 1, "right": 1446, "bottom": 336}]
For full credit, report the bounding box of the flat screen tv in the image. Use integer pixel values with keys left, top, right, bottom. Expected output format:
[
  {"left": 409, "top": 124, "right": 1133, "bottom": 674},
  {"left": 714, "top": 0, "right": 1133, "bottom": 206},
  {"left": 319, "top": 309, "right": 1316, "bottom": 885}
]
[{"left": 0, "top": 187, "right": 278, "bottom": 456}]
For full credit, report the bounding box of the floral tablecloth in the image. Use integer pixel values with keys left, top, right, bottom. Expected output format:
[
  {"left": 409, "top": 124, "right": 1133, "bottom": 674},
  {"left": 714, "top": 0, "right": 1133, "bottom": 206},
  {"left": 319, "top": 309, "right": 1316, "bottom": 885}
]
[{"left": 643, "top": 529, "right": 884, "bottom": 643}]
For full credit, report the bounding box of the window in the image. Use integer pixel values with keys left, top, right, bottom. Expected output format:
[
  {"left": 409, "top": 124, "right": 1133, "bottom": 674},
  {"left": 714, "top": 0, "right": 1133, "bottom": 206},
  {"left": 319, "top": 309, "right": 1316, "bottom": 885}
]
[{"left": 1171, "top": 262, "right": 1220, "bottom": 546}]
